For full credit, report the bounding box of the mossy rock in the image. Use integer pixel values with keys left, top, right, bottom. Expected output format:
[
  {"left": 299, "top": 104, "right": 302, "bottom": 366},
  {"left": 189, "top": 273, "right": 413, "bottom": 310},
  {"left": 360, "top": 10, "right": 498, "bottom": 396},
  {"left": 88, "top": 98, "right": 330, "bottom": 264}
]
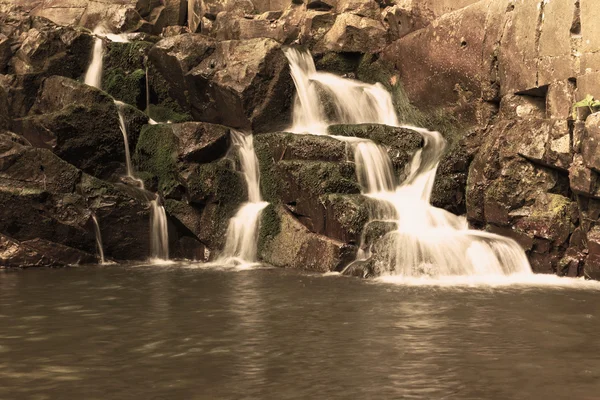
[
  {"left": 104, "top": 68, "right": 146, "bottom": 110},
  {"left": 133, "top": 124, "right": 181, "bottom": 197},
  {"left": 278, "top": 159, "right": 360, "bottom": 197},
  {"left": 315, "top": 52, "right": 362, "bottom": 75},
  {"left": 147, "top": 104, "right": 191, "bottom": 123},
  {"left": 185, "top": 159, "right": 247, "bottom": 205}
]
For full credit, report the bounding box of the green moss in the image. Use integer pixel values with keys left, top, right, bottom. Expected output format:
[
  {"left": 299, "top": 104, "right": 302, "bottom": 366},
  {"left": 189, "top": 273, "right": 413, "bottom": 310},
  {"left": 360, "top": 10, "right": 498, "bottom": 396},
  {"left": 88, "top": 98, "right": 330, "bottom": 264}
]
[
  {"left": 254, "top": 135, "right": 287, "bottom": 204},
  {"left": 315, "top": 52, "right": 361, "bottom": 75},
  {"left": 104, "top": 68, "right": 146, "bottom": 109},
  {"left": 133, "top": 124, "right": 180, "bottom": 196},
  {"left": 186, "top": 160, "right": 247, "bottom": 205},
  {"left": 279, "top": 160, "right": 360, "bottom": 196},
  {"left": 257, "top": 203, "right": 281, "bottom": 257},
  {"left": 147, "top": 104, "right": 191, "bottom": 123},
  {"left": 147, "top": 64, "right": 189, "bottom": 119},
  {"left": 105, "top": 41, "right": 153, "bottom": 72}
]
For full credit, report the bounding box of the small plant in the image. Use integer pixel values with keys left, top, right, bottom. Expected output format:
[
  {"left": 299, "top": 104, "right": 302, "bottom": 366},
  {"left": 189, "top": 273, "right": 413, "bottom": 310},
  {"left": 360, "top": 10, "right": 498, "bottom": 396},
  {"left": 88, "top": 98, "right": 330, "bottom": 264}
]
[{"left": 572, "top": 94, "right": 600, "bottom": 119}]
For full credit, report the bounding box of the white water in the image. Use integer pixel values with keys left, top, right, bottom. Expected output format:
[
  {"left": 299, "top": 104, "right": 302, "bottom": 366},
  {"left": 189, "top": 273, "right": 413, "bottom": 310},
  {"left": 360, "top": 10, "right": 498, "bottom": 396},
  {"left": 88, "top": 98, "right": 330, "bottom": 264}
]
[
  {"left": 150, "top": 199, "right": 170, "bottom": 262},
  {"left": 84, "top": 26, "right": 130, "bottom": 89},
  {"left": 91, "top": 215, "right": 106, "bottom": 264},
  {"left": 284, "top": 48, "right": 532, "bottom": 279},
  {"left": 218, "top": 131, "right": 268, "bottom": 267},
  {"left": 113, "top": 101, "right": 134, "bottom": 178}
]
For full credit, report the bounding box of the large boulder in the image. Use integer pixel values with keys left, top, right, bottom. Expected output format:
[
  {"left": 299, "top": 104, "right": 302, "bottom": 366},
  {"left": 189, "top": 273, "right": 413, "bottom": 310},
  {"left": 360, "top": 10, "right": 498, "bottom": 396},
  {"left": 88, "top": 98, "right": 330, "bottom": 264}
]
[
  {"left": 258, "top": 204, "right": 356, "bottom": 272},
  {"left": 315, "top": 13, "right": 388, "bottom": 54},
  {"left": 13, "top": 76, "right": 148, "bottom": 179},
  {"left": 186, "top": 37, "right": 294, "bottom": 132}
]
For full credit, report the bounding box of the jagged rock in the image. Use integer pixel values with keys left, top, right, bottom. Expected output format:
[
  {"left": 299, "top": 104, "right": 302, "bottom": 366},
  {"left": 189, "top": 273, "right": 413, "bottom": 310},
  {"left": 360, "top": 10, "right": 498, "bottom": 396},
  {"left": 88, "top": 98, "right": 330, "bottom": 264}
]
[
  {"left": 136, "top": 0, "right": 163, "bottom": 18},
  {"left": 0, "top": 33, "right": 11, "bottom": 73},
  {"left": 315, "top": 13, "right": 387, "bottom": 54},
  {"left": 569, "top": 154, "right": 598, "bottom": 198},
  {"left": 212, "top": 11, "right": 299, "bottom": 43},
  {"left": 0, "top": 79, "right": 9, "bottom": 129},
  {"left": 467, "top": 121, "right": 564, "bottom": 225},
  {"left": 306, "top": 0, "right": 336, "bottom": 10},
  {"left": 133, "top": 122, "right": 235, "bottom": 199},
  {"left": 147, "top": 33, "right": 214, "bottom": 120},
  {"left": 185, "top": 160, "right": 247, "bottom": 205},
  {"left": 7, "top": 15, "right": 93, "bottom": 78},
  {"left": 382, "top": 4, "right": 429, "bottom": 41},
  {"left": 336, "top": 0, "right": 379, "bottom": 19},
  {"left": 513, "top": 193, "right": 575, "bottom": 246},
  {"left": 0, "top": 233, "right": 95, "bottom": 267},
  {"left": 299, "top": 10, "right": 337, "bottom": 48},
  {"left": 13, "top": 76, "right": 148, "bottom": 179},
  {"left": 258, "top": 204, "right": 356, "bottom": 272},
  {"left": 186, "top": 37, "right": 293, "bottom": 132}
]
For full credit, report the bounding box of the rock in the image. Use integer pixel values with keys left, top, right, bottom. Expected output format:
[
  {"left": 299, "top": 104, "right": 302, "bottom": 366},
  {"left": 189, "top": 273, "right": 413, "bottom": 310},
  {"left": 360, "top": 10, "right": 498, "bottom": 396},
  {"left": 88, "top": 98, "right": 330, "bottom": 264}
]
[
  {"left": 513, "top": 193, "right": 574, "bottom": 246},
  {"left": 186, "top": 37, "right": 293, "bottom": 132},
  {"left": 185, "top": 160, "right": 247, "bottom": 205},
  {"left": 133, "top": 123, "right": 234, "bottom": 199},
  {"left": 8, "top": 16, "right": 93, "bottom": 78},
  {"left": 315, "top": 13, "right": 387, "bottom": 54},
  {"left": 212, "top": 11, "right": 299, "bottom": 43},
  {"left": 102, "top": 40, "right": 154, "bottom": 110},
  {"left": 582, "top": 113, "right": 600, "bottom": 172},
  {"left": 258, "top": 204, "right": 356, "bottom": 272},
  {"left": 546, "top": 80, "right": 576, "bottom": 120},
  {"left": 171, "top": 122, "right": 230, "bottom": 163},
  {"left": 255, "top": 132, "right": 347, "bottom": 163},
  {"left": 336, "top": 0, "right": 379, "bottom": 19},
  {"left": 499, "top": 94, "right": 546, "bottom": 120},
  {"left": 0, "top": 79, "right": 9, "bottom": 129},
  {"left": 137, "top": 0, "right": 163, "bottom": 18},
  {"left": 13, "top": 76, "right": 148, "bottom": 179},
  {"left": 382, "top": 0, "right": 501, "bottom": 116},
  {"left": 298, "top": 10, "right": 337, "bottom": 49},
  {"left": 382, "top": 4, "right": 429, "bottom": 41},
  {"left": 569, "top": 154, "right": 598, "bottom": 197},
  {"left": 148, "top": 33, "right": 214, "bottom": 103},
  {"left": 0, "top": 33, "right": 11, "bottom": 73}
]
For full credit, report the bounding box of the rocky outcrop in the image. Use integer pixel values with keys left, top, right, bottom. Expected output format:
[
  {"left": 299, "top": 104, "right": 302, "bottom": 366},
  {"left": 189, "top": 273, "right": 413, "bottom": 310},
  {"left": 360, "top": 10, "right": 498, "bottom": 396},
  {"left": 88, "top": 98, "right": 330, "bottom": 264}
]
[
  {"left": 151, "top": 35, "right": 294, "bottom": 132},
  {"left": 13, "top": 76, "right": 148, "bottom": 179}
]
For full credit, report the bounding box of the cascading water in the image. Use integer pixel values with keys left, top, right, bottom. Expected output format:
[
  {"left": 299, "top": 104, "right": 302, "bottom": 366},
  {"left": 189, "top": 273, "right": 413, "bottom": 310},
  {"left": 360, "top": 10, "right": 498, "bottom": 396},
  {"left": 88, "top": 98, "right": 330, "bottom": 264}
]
[
  {"left": 91, "top": 215, "right": 106, "bottom": 264},
  {"left": 150, "top": 199, "right": 169, "bottom": 262},
  {"left": 218, "top": 131, "right": 268, "bottom": 267},
  {"left": 284, "top": 48, "right": 532, "bottom": 279},
  {"left": 114, "top": 101, "right": 134, "bottom": 178},
  {"left": 85, "top": 26, "right": 130, "bottom": 90}
]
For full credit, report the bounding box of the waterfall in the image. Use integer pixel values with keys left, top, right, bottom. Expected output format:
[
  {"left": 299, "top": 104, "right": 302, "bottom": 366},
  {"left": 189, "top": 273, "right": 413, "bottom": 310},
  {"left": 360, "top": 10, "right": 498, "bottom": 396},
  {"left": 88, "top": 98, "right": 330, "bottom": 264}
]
[
  {"left": 219, "top": 131, "right": 269, "bottom": 266},
  {"left": 284, "top": 48, "right": 532, "bottom": 279},
  {"left": 91, "top": 214, "right": 106, "bottom": 264},
  {"left": 84, "top": 27, "right": 105, "bottom": 89},
  {"left": 84, "top": 26, "right": 130, "bottom": 90},
  {"left": 150, "top": 199, "right": 169, "bottom": 262},
  {"left": 114, "top": 101, "right": 134, "bottom": 178}
]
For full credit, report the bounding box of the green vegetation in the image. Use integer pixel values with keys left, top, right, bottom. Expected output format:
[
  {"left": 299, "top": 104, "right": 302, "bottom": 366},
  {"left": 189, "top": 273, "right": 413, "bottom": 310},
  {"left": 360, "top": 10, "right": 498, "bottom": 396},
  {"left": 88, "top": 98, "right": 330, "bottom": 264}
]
[{"left": 572, "top": 95, "right": 600, "bottom": 119}]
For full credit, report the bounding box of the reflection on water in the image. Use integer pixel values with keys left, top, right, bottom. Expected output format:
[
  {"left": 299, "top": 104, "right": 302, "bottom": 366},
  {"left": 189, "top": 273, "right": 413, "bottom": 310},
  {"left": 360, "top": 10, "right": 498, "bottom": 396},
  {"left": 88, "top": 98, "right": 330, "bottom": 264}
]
[{"left": 1, "top": 265, "right": 600, "bottom": 399}]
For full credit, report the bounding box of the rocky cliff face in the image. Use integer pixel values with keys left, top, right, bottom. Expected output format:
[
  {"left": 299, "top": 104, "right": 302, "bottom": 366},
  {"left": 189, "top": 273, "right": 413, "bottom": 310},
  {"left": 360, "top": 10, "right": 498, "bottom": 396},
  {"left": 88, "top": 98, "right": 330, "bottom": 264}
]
[{"left": 1, "top": 0, "right": 599, "bottom": 279}]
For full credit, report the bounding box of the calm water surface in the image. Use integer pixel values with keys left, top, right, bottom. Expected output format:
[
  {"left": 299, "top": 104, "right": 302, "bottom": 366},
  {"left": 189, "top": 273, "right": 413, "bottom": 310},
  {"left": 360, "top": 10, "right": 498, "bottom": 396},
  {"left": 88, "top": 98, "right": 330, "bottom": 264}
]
[{"left": 1, "top": 264, "right": 599, "bottom": 399}]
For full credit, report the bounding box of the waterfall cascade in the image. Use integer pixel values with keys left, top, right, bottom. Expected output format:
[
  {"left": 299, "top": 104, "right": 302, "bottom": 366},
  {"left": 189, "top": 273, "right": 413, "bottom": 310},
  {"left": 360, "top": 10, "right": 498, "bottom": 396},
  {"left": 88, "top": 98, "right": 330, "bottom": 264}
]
[
  {"left": 150, "top": 199, "right": 170, "bottom": 262},
  {"left": 114, "top": 101, "right": 134, "bottom": 178},
  {"left": 218, "top": 131, "right": 269, "bottom": 267},
  {"left": 84, "top": 26, "right": 129, "bottom": 89},
  {"left": 91, "top": 215, "right": 106, "bottom": 264},
  {"left": 284, "top": 48, "right": 532, "bottom": 279}
]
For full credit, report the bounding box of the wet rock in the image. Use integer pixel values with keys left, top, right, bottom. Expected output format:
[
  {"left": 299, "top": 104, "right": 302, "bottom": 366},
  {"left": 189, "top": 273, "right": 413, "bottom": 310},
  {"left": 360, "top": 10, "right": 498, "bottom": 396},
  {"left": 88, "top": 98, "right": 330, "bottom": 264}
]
[
  {"left": 513, "top": 193, "right": 575, "bottom": 246},
  {"left": 13, "top": 76, "right": 148, "bottom": 179},
  {"left": 299, "top": 10, "right": 337, "bottom": 49},
  {"left": 258, "top": 204, "right": 356, "bottom": 272},
  {"left": 186, "top": 37, "right": 294, "bottom": 132},
  {"left": 185, "top": 160, "right": 247, "bottom": 205},
  {"left": 499, "top": 94, "right": 546, "bottom": 120},
  {"left": 171, "top": 122, "right": 230, "bottom": 163}
]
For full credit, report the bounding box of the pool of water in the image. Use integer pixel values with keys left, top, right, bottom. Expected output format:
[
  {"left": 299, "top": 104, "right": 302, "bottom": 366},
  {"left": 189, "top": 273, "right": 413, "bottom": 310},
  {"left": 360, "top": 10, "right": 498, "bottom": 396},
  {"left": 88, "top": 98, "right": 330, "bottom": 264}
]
[{"left": 1, "top": 264, "right": 599, "bottom": 399}]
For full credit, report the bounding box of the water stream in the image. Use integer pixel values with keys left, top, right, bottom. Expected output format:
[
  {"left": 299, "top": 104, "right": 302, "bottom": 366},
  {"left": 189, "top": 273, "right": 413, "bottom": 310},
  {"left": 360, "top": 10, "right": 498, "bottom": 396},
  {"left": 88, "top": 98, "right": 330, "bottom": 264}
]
[
  {"left": 150, "top": 199, "right": 169, "bottom": 262},
  {"left": 218, "top": 131, "right": 268, "bottom": 267},
  {"left": 284, "top": 48, "right": 532, "bottom": 279},
  {"left": 91, "top": 214, "right": 105, "bottom": 264}
]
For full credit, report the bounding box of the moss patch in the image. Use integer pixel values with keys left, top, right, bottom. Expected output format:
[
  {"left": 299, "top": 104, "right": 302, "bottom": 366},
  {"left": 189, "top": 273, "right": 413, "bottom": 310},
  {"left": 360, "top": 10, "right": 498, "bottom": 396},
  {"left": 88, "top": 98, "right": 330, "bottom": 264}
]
[{"left": 133, "top": 124, "right": 180, "bottom": 197}]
